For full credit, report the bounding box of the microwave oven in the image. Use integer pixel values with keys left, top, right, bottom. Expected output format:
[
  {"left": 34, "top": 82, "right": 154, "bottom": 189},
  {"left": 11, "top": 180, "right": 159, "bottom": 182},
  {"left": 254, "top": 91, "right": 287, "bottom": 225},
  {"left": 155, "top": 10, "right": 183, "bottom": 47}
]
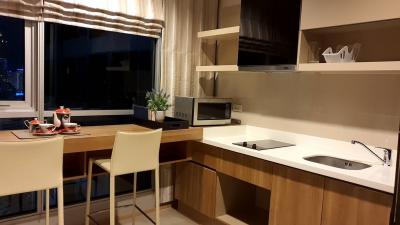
[{"left": 174, "top": 96, "right": 232, "bottom": 126}]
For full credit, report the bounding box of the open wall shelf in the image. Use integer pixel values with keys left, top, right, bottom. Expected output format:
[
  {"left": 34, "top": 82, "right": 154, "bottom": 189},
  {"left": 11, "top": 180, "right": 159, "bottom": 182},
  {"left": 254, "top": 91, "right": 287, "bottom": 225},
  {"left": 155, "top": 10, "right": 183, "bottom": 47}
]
[
  {"left": 298, "top": 19, "right": 400, "bottom": 73},
  {"left": 197, "top": 24, "right": 240, "bottom": 72},
  {"left": 298, "top": 61, "right": 400, "bottom": 73},
  {"left": 198, "top": 26, "right": 240, "bottom": 41},
  {"left": 196, "top": 65, "right": 239, "bottom": 72}
]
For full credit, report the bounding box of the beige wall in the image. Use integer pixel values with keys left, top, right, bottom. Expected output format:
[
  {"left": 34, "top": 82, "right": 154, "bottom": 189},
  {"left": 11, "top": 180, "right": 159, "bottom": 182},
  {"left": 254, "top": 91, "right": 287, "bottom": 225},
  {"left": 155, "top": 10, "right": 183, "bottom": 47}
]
[{"left": 216, "top": 72, "right": 400, "bottom": 150}]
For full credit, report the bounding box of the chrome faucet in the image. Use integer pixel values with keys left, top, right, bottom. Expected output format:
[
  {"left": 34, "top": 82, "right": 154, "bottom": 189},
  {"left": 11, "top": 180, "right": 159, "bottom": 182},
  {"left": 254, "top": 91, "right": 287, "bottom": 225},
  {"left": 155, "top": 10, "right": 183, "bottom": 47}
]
[{"left": 351, "top": 140, "right": 392, "bottom": 166}]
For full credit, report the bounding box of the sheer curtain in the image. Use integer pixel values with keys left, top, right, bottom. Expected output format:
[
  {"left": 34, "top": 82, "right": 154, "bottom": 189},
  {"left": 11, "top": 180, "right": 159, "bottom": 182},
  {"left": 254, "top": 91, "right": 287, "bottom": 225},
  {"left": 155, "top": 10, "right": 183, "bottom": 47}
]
[
  {"left": 158, "top": 0, "right": 217, "bottom": 203},
  {"left": 161, "top": 0, "right": 218, "bottom": 112}
]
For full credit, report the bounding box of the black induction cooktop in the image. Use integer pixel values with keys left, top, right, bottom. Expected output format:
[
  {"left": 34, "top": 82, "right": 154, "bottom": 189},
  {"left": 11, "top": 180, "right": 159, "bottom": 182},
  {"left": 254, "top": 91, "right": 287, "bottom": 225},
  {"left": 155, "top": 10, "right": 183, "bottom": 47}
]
[{"left": 233, "top": 139, "right": 294, "bottom": 151}]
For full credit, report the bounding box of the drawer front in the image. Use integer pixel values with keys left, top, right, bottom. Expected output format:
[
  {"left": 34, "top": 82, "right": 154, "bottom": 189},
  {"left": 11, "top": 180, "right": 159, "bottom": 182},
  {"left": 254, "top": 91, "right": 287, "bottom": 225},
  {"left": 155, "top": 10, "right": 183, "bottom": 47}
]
[
  {"left": 217, "top": 150, "right": 273, "bottom": 189},
  {"left": 301, "top": 0, "right": 400, "bottom": 29}
]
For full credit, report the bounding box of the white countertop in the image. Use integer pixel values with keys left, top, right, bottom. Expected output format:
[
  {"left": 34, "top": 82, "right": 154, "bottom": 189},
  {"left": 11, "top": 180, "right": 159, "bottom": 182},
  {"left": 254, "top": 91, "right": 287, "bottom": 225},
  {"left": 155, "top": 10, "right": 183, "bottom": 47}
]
[{"left": 202, "top": 125, "right": 396, "bottom": 193}]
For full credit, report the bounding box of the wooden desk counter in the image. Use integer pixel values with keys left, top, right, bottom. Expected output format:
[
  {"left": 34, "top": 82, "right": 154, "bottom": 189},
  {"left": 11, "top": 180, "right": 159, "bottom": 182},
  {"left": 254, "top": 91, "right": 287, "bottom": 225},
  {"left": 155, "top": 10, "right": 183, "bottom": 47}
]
[{"left": 0, "top": 124, "right": 203, "bottom": 154}]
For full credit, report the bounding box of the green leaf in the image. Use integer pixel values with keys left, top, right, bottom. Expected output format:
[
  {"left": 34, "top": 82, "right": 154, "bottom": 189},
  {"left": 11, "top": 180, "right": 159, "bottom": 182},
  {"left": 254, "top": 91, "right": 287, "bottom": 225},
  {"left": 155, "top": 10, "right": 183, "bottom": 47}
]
[{"left": 145, "top": 89, "right": 171, "bottom": 111}]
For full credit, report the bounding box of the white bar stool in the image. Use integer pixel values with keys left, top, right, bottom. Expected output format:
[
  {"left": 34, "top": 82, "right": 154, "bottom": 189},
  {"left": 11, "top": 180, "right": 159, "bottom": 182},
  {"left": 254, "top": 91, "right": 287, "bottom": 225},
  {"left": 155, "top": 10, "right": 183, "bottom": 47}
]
[
  {"left": 85, "top": 129, "right": 162, "bottom": 225},
  {"left": 0, "top": 138, "right": 64, "bottom": 225}
]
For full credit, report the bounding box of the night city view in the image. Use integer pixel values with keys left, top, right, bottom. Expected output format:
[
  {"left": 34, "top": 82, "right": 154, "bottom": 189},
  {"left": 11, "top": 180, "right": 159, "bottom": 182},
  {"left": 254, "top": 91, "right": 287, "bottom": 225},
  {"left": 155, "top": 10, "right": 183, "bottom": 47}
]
[{"left": 0, "top": 16, "right": 25, "bottom": 101}]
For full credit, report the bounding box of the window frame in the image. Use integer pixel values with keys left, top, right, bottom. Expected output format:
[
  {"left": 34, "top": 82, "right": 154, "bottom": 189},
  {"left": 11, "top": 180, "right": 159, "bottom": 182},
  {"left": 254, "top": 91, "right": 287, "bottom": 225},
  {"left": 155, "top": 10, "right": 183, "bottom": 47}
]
[{"left": 0, "top": 20, "right": 38, "bottom": 118}]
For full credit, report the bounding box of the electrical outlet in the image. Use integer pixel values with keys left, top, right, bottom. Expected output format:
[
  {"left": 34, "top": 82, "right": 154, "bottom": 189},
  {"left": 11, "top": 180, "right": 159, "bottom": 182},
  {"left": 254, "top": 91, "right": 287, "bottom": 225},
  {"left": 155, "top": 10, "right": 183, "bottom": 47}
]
[{"left": 232, "top": 104, "right": 243, "bottom": 112}]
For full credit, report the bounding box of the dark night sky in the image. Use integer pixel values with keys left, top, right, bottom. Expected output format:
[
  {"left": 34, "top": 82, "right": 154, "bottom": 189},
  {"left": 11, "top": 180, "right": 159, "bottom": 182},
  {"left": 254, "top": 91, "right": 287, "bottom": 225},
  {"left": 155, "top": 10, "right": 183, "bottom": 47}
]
[{"left": 0, "top": 16, "right": 24, "bottom": 70}]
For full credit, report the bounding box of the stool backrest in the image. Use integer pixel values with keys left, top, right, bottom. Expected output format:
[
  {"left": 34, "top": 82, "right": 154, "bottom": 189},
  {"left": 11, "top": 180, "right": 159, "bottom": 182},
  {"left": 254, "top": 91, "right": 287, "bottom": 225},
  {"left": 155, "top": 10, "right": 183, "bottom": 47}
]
[
  {"left": 0, "top": 137, "right": 64, "bottom": 196},
  {"left": 111, "top": 129, "right": 162, "bottom": 176}
]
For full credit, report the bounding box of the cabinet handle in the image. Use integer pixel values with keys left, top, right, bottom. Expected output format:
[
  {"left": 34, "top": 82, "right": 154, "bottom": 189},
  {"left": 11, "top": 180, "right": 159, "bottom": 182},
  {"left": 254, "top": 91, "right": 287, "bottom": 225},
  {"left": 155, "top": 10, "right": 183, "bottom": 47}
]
[{"left": 0, "top": 105, "right": 11, "bottom": 107}]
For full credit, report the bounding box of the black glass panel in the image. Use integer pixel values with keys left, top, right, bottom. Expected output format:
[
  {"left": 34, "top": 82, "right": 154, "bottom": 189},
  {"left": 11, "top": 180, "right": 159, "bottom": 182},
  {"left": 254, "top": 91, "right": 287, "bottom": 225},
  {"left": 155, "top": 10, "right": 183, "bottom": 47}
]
[
  {"left": 44, "top": 22, "right": 156, "bottom": 110},
  {"left": 197, "top": 103, "right": 231, "bottom": 120},
  {"left": 0, "top": 16, "right": 25, "bottom": 101},
  {"left": 0, "top": 117, "right": 32, "bottom": 130},
  {"left": 0, "top": 192, "right": 36, "bottom": 219}
]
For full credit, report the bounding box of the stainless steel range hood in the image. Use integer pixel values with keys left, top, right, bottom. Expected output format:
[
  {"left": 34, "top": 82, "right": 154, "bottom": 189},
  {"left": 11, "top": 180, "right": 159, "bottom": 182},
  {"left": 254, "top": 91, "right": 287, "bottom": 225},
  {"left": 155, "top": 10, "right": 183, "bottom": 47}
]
[{"left": 237, "top": 0, "right": 301, "bottom": 72}]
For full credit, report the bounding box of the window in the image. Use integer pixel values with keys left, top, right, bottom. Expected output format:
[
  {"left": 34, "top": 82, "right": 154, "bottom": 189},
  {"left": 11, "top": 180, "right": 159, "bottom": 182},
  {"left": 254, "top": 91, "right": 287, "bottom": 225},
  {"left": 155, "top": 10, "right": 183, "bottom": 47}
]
[
  {"left": 0, "top": 16, "right": 37, "bottom": 220},
  {"left": 44, "top": 22, "right": 157, "bottom": 112},
  {"left": 0, "top": 16, "right": 36, "bottom": 117},
  {"left": 0, "top": 16, "right": 25, "bottom": 101},
  {"left": 0, "top": 192, "right": 37, "bottom": 219}
]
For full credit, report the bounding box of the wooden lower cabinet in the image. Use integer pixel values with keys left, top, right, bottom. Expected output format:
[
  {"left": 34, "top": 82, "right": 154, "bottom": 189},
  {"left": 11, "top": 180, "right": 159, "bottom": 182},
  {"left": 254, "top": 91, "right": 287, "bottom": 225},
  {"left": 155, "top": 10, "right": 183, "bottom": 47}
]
[
  {"left": 269, "top": 165, "right": 324, "bottom": 225},
  {"left": 217, "top": 150, "right": 273, "bottom": 189},
  {"left": 179, "top": 144, "right": 394, "bottom": 225},
  {"left": 321, "top": 178, "right": 393, "bottom": 225},
  {"left": 189, "top": 141, "right": 221, "bottom": 170},
  {"left": 175, "top": 161, "right": 217, "bottom": 218}
]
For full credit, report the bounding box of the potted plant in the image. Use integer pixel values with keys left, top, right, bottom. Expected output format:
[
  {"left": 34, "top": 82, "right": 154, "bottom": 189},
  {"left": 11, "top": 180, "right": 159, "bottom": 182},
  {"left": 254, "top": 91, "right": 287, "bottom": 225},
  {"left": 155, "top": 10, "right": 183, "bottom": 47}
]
[{"left": 146, "top": 89, "right": 171, "bottom": 122}]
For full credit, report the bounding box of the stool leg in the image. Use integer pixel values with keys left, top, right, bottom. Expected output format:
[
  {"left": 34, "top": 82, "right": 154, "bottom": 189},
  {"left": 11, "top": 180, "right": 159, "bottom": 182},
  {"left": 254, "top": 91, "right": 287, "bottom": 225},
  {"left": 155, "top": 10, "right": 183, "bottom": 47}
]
[
  {"left": 110, "top": 175, "right": 116, "bottom": 225},
  {"left": 132, "top": 173, "right": 137, "bottom": 225},
  {"left": 155, "top": 167, "right": 160, "bottom": 225},
  {"left": 57, "top": 185, "right": 64, "bottom": 225},
  {"left": 85, "top": 159, "right": 93, "bottom": 225},
  {"left": 45, "top": 189, "right": 50, "bottom": 225}
]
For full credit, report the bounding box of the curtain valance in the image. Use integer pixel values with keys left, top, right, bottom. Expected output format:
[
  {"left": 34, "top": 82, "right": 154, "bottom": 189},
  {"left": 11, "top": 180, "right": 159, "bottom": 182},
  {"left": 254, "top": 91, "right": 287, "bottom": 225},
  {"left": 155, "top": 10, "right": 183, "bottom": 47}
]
[
  {"left": 0, "top": 0, "right": 43, "bottom": 21},
  {"left": 0, "top": 0, "right": 164, "bottom": 38},
  {"left": 43, "top": 0, "right": 164, "bottom": 38}
]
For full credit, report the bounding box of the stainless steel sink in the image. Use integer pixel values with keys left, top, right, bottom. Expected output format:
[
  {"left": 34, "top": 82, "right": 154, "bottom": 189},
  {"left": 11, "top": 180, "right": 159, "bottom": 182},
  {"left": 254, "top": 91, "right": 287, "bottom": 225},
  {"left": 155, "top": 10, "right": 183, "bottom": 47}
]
[{"left": 304, "top": 155, "right": 371, "bottom": 170}]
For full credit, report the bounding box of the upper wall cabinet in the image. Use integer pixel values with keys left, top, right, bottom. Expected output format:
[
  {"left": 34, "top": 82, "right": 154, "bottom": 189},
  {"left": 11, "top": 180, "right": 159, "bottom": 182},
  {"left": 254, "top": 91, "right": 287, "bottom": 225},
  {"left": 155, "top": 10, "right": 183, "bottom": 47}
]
[{"left": 301, "top": 0, "right": 400, "bottom": 30}]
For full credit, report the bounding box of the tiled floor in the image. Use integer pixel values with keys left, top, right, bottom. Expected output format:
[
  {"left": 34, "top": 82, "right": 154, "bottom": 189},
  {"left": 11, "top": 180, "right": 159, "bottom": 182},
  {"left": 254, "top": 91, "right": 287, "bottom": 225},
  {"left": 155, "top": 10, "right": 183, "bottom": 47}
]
[
  {"left": 6, "top": 208, "right": 198, "bottom": 225},
  {"left": 92, "top": 208, "right": 199, "bottom": 225}
]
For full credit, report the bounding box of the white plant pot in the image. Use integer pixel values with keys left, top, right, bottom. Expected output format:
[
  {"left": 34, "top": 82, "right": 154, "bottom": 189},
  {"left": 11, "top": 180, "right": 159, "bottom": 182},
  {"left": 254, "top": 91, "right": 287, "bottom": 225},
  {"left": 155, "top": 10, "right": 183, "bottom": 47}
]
[{"left": 155, "top": 111, "right": 166, "bottom": 122}]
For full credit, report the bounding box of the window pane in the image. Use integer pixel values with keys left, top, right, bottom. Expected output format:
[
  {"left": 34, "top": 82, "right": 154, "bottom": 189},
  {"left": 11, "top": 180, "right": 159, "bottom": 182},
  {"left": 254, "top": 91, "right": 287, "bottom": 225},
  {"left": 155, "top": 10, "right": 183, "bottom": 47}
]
[
  {"left": 44, "top": 23, "right": 156, "bottom": 110},
  {"left": 0, "top": 16, "right": 25, "bottom": 101},
  {"left": 0, "top": 192, "right": 37, "bottom": 219},
  {"left": 0, "top": 117, "right": 32, "bottom": 130}
]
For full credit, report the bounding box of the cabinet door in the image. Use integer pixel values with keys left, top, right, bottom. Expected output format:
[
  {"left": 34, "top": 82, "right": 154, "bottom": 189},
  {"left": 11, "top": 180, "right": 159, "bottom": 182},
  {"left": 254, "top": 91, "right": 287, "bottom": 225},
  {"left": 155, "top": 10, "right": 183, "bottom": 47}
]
[
  {"left": 269, "top": 165, "right": 324, "bottom": 225},
  {"left": 322, "top": 178, "right": 393, "bottom": 225},
  {"left": 217, "top": 150, "right": 273, "bottom": 189},
  {"left": 301, "top": 0, "right": 400, "bottom": 30},
  {"left": 175, "top": 162, "right": 217, "bottom": 218}
]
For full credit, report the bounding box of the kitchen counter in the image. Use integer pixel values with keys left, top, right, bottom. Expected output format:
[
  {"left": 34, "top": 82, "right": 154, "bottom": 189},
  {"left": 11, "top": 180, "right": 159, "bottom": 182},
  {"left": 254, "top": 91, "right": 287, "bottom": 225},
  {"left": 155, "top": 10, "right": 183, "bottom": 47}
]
[
  {"left": 202, "top": 125, "right": 396, "bottom": 193},
  {"left": 0, "top": 124, "right": 203, "bottom": 153}
]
